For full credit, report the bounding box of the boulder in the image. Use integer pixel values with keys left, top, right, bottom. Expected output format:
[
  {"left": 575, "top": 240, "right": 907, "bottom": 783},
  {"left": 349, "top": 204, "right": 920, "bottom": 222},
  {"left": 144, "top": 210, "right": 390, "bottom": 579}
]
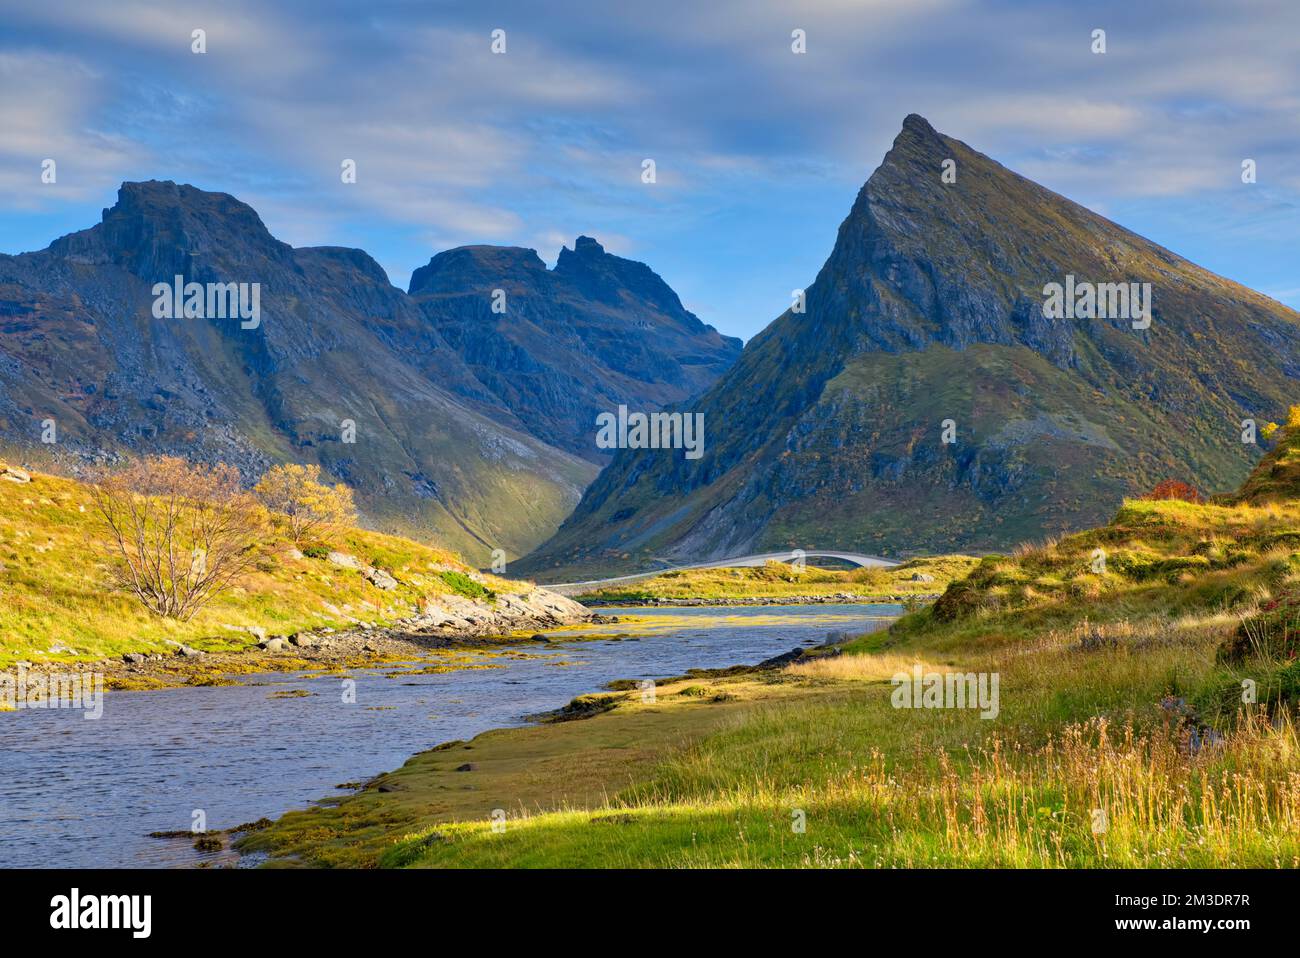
[
  {"left": 259, "top": 638, "right": 288, "bottom": 652},
  {"left": 0, "top": 462, "right": 31, "bottom": 483},
  {"left": 363, "top": 566, "right": 398, "bottom": 590}
]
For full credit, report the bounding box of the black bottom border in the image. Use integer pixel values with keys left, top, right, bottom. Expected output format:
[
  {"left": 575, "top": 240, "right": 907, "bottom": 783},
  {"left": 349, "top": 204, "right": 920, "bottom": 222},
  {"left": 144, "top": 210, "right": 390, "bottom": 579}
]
[{"left": 0, "top": 867, "right": 1284, "bottom": 943}]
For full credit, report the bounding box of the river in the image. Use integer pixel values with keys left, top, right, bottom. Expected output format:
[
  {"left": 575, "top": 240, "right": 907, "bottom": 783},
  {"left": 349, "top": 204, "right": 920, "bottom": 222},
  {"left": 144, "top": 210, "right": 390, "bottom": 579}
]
[{"left": 0, "top": 603, "right": 899, "bottom": 868}]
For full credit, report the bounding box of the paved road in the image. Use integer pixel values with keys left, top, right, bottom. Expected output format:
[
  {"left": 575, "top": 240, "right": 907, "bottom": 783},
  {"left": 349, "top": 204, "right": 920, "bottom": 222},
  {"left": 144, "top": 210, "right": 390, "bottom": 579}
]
[{"left": 544, "top": 550, "right": 899, "bottom": 596}]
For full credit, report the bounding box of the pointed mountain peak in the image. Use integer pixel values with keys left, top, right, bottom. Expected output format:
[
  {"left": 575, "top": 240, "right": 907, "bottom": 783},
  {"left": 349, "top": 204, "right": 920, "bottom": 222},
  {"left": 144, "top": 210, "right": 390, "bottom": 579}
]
[
  {"left": 900, "top": 113, "right": 938, "bottom": 136},
  {"left": 572, "top": 235, "right": 605, "bottom": 255},
  {"left": 555, "top": 235, "right": 609, "bottom": 272}
]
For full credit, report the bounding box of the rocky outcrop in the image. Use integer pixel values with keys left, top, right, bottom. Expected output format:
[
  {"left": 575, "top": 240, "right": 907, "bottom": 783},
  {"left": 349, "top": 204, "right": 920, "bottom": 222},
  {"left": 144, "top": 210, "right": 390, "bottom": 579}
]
[
  {"left": 408, "top": 236, "right": 741, "bottom": 461},
  {"left": 520, "top": 115, "right": 1300, "bottom": 578},
  {"left": 0, "top": 462, "right": 31, "bottom": 483}
]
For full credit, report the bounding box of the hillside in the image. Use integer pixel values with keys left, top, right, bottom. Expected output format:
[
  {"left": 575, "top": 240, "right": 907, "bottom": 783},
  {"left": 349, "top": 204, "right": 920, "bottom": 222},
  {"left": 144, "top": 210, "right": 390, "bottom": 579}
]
[
  {"left": 519, "top": 114, "right": 1300, "bottom": 580},
  {"left": 0, "top": 462, "right": 583, "bottom": 669}
]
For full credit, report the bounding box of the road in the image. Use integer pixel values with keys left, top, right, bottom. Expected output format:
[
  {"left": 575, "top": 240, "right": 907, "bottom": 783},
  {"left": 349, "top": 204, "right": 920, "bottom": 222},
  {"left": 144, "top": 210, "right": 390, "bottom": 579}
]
[{"left": 543, "top": 550, "right": 900, "bottom": 596}]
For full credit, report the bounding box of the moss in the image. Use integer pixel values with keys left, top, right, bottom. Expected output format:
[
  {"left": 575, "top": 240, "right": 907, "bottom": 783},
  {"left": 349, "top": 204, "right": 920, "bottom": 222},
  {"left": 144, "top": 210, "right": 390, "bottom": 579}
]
[{"left": 439, "top": 570, "right": 495, "bottom": 602}]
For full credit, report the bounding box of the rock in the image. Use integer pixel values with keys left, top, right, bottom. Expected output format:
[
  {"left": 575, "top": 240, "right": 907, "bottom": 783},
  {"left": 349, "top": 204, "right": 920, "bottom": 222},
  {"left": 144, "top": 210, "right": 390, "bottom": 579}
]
[
  {"left": 0, "top": 462, "right": 31, "bottom": 483},
  {"left": 530, "top": 633, "right": 549, "bottom": 642},
  {"left": 757, "top": 646, "right": 808, "bottom": 668},
  {"left": 259, "top": 638, "right": 287, "bottom": 652},
  {"left": 455, "top": 763, "right": 477, "bottom": 772},
  {"left": 175, "top": 645, "right": 205, "bottom": 658},
  {"left": 122, "top": 652, "right": 146, "bottom": 665},
  {"left": 910, "top": 572, "right": 935, "bottom": 583},
  {"left": 363, "top": 566, "right": 398, "bottom": 590},
  {"left": 288, "top": 633, "right": 314, "bottom": 648},
  {"left": 362, "top": 643, "right": 378, "bottom": 653},
  {"left": 327, "top": 551, "right": 364, "bottom": 570}
]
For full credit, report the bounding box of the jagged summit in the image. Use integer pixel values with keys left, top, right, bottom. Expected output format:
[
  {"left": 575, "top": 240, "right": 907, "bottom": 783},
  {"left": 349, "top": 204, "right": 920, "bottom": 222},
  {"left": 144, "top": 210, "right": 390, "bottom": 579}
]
[{"left": 408, "top": 235, "right": 742, "bottom": 460}]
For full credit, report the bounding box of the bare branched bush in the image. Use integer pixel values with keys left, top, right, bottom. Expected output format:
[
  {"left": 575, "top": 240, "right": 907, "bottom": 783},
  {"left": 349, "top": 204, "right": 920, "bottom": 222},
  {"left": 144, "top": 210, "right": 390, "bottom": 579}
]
[{"left": 88, "top": 456, "right": 265, "bottom": 619}]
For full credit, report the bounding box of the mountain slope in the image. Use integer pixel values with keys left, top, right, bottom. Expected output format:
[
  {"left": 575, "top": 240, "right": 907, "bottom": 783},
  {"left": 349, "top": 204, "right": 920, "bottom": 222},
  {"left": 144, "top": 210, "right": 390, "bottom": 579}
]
[
  {"left": 408, "top": 236, "right": 741, "bottom": 460},
  {"left": 0, "top": 181, "right": 595, "bottom": 562},
  {"left": 519, "top": 114, "right": 1300, "bottom": 579}
]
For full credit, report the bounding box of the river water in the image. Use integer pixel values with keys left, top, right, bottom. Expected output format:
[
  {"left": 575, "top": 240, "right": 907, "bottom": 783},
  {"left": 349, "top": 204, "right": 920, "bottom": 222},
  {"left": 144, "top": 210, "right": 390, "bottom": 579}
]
[{"left": 0, "top": 603, "right": 898, "bottom": 868}]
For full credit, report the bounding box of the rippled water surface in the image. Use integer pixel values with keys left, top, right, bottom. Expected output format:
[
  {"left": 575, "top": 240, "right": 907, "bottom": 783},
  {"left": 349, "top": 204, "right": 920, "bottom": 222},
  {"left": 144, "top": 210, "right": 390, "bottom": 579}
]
[{"left": 0, "top": 604, "right": 898, "bottom": 868}]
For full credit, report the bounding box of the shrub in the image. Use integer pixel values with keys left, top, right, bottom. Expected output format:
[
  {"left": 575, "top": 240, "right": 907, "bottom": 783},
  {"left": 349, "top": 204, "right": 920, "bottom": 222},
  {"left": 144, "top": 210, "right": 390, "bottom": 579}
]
[
  {"left": 254, "top": 464, "right": 356, "bottom": 546},
  {"left": 88, "top": 456, "right": 265, "bottom": 619},
  {"left": 1143, "top": 480, "right": 1203, "bottom": 504},
  {"left": 439, "top": 570, "right": 493, "bottom": 601}
]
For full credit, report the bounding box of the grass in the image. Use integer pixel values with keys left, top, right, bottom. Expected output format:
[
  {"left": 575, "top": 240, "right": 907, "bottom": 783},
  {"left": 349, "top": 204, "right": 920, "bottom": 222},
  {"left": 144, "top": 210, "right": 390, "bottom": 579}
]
[
  {"left": 576, "top": 555, "right": 979, "bottom": 602},
  {"left": 0, "top": 467, "right": 523, "bottom": 666},
  {"left": 240, "top": 431, "right": 1300, "bottom": 867}
]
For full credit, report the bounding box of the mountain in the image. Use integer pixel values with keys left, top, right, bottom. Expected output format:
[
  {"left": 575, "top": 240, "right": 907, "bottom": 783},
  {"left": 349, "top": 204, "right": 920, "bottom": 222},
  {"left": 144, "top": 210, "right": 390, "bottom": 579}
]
[
  {"left": 0, "top": 179, "right": 733, "bottom": 561},
  {"left": 518, "top": 114, "right": 1300, "bottom": 580},
  {"left": 408, "top": 235, "right": 741, "bottom": 460}
]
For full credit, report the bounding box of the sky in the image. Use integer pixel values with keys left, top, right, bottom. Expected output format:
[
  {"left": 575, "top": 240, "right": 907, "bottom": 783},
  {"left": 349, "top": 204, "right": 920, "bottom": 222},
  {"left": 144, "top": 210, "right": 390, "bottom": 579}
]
[{"left": 0, "top": 0, "right": 1297, "bottom": 341}]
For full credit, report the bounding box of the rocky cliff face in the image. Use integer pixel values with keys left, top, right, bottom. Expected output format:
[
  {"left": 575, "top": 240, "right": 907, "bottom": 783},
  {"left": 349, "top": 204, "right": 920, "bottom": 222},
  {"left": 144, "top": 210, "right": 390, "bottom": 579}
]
[
  {"left": 0, "top": 179, "right": 733, "bottom": 561},
  {"left": 408, "top": 236, "right": 741, "bottom": 460},
  {"left": 519, "top": 115, "right": 1300, "bottom": 579}
]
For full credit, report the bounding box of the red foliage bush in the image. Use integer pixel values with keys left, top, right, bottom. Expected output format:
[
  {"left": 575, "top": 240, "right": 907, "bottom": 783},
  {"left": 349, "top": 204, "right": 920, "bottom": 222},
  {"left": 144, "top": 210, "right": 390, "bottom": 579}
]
[{"left": 1143, "top": 479, "right": 1203, "bottom": 504}]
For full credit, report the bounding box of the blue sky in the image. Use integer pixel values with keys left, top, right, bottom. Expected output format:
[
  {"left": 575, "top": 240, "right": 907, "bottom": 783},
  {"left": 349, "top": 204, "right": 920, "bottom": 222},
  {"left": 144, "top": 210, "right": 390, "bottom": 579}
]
[{"left": 1, "top": 0, "right": 1297, "bottom": 340}]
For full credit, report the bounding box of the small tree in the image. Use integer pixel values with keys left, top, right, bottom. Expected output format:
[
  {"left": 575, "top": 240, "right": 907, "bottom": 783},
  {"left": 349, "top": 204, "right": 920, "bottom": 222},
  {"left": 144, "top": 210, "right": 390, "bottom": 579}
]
[
  {"left": 88, "top": 456, "right": 265, "bottom": 619},
  {"left": 254, "top": 463, "right": 357, "bottom": 545}
]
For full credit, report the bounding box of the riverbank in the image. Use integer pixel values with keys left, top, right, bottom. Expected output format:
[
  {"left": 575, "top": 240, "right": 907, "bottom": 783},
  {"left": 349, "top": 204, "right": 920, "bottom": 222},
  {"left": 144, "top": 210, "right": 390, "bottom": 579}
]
[
  {"left": 0, "top": 466, "right": 597, "bottom": 680},
  {"left": 579, "top": 592, "right": 937, "bottom": 607},
  {"left": 4, "top": 603, "right": 885, "bottom": 867},
  {"left": 569, "top": 555, "right": 977, "bottom": 604},
  {"left": 238, "top": 484, "right": 1300, "bottom": 867},
  {"left": 9, "top": 588, "right": 604, "bottom": 693}
]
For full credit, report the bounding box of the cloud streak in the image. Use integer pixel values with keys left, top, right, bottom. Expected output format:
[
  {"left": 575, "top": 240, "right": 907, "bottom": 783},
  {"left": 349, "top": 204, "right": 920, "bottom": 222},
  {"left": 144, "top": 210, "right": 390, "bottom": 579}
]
[{"left": 0, "top": 0, "right": 1296, "bottom": 331}]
